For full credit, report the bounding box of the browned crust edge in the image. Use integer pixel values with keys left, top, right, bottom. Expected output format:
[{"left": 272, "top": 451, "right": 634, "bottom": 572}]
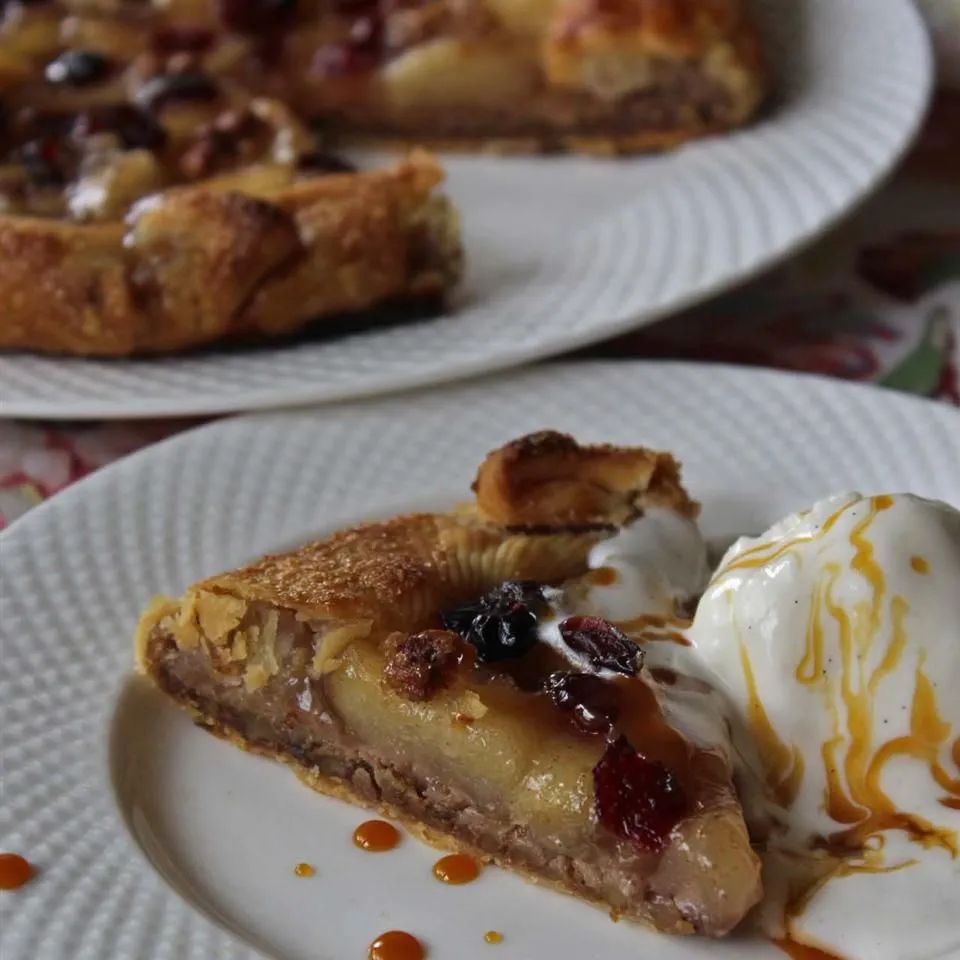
[{"left": 0, "top": 151, "right": 460, "bottom": 356}]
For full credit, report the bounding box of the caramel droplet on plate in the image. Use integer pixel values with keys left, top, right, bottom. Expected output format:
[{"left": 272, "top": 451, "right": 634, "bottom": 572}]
[
  {"left": 353, "top": 820, "right": 401, "bottom": 852},
  {"left": 432, "top": 853, "right": 480, "bottom": 884},
  {"left": 368, "top": 930, "right": 424, "bottom": 960},
  {"left": 293, "top": 862, "right": 315, "bottom": 877},
  {"left": 910, "top": 555, "right": 929, "bottom": 574},
  {"left": 0, "top": 853, "right": 32, "bottom": 890},
  {"left": 484, "top": 930, "right": 504, "bottom": 944}
]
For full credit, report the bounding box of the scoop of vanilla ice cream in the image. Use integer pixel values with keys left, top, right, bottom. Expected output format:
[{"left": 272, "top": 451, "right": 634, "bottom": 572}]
[
  {"left": 688, "top": 492, "right": 960, "bottom": 848},
  {"left": 580, "top": 505, "right": 711, "bottom": 620}
]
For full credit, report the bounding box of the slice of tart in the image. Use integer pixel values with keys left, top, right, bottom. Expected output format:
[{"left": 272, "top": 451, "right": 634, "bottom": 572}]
[{"left": 135, "top": 432, "right": 761, "bottom": 936}]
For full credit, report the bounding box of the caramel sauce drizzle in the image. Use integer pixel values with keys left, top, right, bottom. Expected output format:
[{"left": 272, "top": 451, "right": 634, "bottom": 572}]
[
  {"left": 353, "top": 820, "right": 401, "bottom": 852},
  {"left": 432, "top": 853, "right": 480, "bottom": 884},
  {"left": 734, "top": 495, "right": 960, "bottom": 939},
  {"left": 0, "top": 853, "right": 32, "bottom": 890},
  {"left": 368, "top": 930, "right": 424, "bottom": 960},
  {"left": 293, "top": 862, "right": 315, "bottom": 878},
  {"left": 740, "top": 638, "right": 805, "bottom": 807},
  {"left": 805, "top": 497, "right": 958, "bottom": 852},
  {"left": 711, "top": 498, "right": 851, "bottom": 586},
  {"left": 585, "top": 566, "right": 618, "bottom": 586},
  {"left": 774, "top": 838, "right": 917, "bottom": 957},
  {"left": 616, "top": 613, "right": 691, "bottom": 646},
  {"left": 774, "top": 938, "right": 846, "bottom": 960},
  {"left": 483, "top": 930, "right": 504, "bottom": 944},
  {"left": 910, "top": 555, "right": 929, "bottom": 574},
  {"left": 739, "top": 496, "right": 959, "bottom": 849},
  {"left": 613, "top": 674, "right": 699, "bottom": 775}
]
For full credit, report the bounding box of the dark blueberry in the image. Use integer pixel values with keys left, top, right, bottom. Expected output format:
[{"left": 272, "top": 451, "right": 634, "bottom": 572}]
[
  {"left": 135, "top": 72, "right": 219, "bottom": 113},
  {"left": 297, "top": 150, "right": 356, "bottom": 174},
  {"left": 593, "top": 736, "right": 687, "bottom": 853},
  {"left": 543, "top": 672, "right": 620, "bottom": 736},
  {"left": 559, "top": 616, "right": 642, "bottom": 676},
  {"left": 217, "top": 0, "right": 297, "bottom": 32},
  {"left": 72, "top": 105, "right": 167, "bottom": 150},
  {"left": 44, "top": 50, "right": 112, "bottom": 86},
  {"left": 151, "top": 25, "right": 216, "bottom": 54},
  {"left": 16, "top": 138, "right": 67, "bottom": 186},
  {"left": 442, "top": 581, "right": 546, "bottom": 662}
]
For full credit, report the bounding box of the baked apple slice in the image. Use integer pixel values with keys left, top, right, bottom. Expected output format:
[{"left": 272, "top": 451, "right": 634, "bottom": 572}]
[{"left": 135, "top": 433, "right": 761, "bottom": 936}]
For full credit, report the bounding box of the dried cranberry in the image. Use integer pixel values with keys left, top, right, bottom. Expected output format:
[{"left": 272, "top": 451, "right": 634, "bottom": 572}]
[
  {"left": 135, "top": 72, "right": 219, "bottom": 113},
  {"left": 72, "top": 106, "right": 167, "bottom": 150},
  {"left": 297, "top": 150, "right": 356, "bottom": 174},
  {"left": 218, "top": 0, "right": 297, "bottom": 32},
  {"left": 543, "top": 672, "right": 619, "bottom": 736},
  {"left": 312, "top": 13, "right": 382, "bottom": 76},
  {"left": 559, "top": 616, "right": 642, "bottom": 676},
  {"left": 152, "top": 25, "right": 216, "bottom": 54},
  {"left": 593, "top": 736, "right": 687, "bottom": 853},
  {"left": 442, "top": 581, "right": 545, "bottom": 662},
  {"left": 44, "top": 50, "right": 113, "bottom": 86}
]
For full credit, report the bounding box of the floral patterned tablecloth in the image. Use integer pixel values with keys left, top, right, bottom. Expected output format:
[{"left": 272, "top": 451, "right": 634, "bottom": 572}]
[{"left": 2, "top": 80, "right": 958, "bottom": 528}]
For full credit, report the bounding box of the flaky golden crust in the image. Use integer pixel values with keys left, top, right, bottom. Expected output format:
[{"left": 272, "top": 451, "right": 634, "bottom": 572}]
[
  {"left": 474, "top": 430, "right": 699, "bottom": 527},
  {"left": 136, "top": 434, "right": 695, "bottom": 668},
  {"left": 190, "top": 513, "right": 607, "bottom": 630},
  {"left": 0, "top": 152, "right": 461, "bottom": 356}
]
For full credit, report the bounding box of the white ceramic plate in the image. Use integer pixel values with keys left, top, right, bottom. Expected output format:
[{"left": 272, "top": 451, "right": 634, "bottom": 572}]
[
  {"left": 1, "top": 362, "right": 958, "bottom": 960},
  {"left": 0, "top": 0, "right": 933, "bottom": 421}
]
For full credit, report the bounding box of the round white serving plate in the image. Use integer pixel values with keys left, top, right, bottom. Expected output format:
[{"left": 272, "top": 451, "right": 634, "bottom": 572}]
[
  {"left": 1, "top": 363, "right": 958, "bottom": 960},
  {"left": 0, "top": 0, "right": 933, "bottom": 420}
]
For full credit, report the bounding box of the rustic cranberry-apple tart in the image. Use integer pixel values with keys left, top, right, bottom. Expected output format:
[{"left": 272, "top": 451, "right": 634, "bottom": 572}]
[
  {"left": 136, "top": 432, "right": 762, "bottom": 936},
  {"left": 0, "top": 0, "right": 764, "bottom": 355}
]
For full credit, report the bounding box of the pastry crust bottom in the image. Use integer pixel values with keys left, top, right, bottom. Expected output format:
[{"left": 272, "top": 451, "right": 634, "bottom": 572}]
[{"left": 184, "top": 702, "right": 695, "bottom": 935}]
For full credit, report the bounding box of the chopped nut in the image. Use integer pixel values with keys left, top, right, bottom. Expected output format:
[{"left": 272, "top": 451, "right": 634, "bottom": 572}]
[
  {"left": 383, "top": 629, "right": 466, "bottom": 701},
  {"left": 312, "top": 620, "right": 372, "bottom": 674}
]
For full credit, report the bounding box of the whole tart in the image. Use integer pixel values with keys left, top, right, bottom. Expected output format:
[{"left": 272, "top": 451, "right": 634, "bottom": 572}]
[
  {"left": 135, "top": 432, "right": 762, "bottom": 936},
  {"left": 0, "top": 0, "right": 764, "bottom": 355}
]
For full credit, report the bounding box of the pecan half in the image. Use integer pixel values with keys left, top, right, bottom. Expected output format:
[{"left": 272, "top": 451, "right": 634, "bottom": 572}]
[{"left": 383, "top": 629, "right": 467, "bottom": 701}]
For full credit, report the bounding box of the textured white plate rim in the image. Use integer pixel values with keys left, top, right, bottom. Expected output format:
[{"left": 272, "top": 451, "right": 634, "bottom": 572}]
[
  {"left": 2, "top": 361, "right": 958, "bottom": 960},
  {"left": 0, "top": 0, "right": 934, "bottom": 421},
  {"left": 1, "top": 360, "right": 955, "bottom": 522},
  {"left": 1, "top": 360, "right": 954, "bottom": 522}
]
